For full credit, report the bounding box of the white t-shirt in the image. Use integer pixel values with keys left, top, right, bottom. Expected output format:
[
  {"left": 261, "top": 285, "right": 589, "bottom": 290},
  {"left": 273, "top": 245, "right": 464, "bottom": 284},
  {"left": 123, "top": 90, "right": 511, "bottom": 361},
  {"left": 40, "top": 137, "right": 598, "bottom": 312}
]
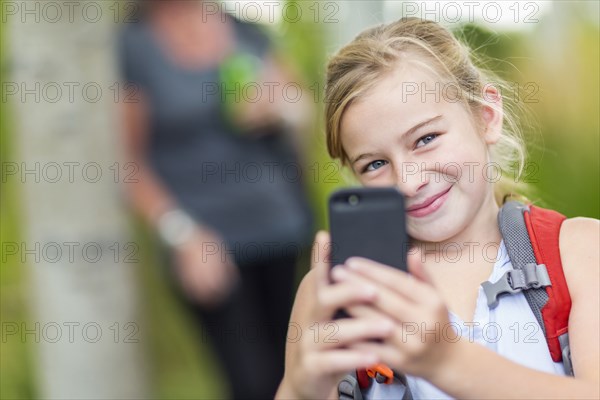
[{"left": 364, "top": 240, "right": 567, "bottom": 400}]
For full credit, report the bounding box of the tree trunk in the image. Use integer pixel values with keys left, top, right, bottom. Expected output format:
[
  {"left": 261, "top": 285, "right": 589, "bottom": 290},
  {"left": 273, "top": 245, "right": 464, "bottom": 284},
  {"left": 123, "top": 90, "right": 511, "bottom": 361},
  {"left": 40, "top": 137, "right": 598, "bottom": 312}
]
[{"left": 8, "top": 2, "right": 148, "bottom": 398}]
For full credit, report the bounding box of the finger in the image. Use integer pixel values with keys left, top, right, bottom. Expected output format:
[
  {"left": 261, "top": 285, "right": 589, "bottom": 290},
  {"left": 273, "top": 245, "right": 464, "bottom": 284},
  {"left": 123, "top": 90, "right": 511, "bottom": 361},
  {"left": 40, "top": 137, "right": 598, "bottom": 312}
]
[
  {"left": 344, "top": 304, "right": 423, "bottom": 336},
  {"left": 344, "top": 303, "right": 390, "bottom": 321},
  {"left": 308, "top": 350, "right": 380, "bottom": 375},
  {"left": 315, "top": 280, "right": 377, "bottom": 321},
  {"left": 350, "top": 321, "right": 453, "bottom": 365},
  {"left": 311, "top": 230, "right": 331, "bottom": 270},
  {"left": 315, "top": 318, "right": 395, "bottom": 350},
  {"left": 348, "top": 342, "right": 404, "bottom": 370},
  {"left": 344, "top": 257, "right": 437, "bottom": 305},
  {"left": 331, "top": 266, "right": 423, "bottom": 323}
]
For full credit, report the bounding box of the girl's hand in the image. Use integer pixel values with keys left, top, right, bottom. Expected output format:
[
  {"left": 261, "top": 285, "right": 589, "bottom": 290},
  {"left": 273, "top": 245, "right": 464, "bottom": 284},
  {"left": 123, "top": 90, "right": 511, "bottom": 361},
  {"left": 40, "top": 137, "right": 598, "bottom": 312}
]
[
  {"left": 330, "top": 251, "right": 460, "bottom": 380},
  {"left": 278, "top": 231, "right": 397, "bottom": 399}
]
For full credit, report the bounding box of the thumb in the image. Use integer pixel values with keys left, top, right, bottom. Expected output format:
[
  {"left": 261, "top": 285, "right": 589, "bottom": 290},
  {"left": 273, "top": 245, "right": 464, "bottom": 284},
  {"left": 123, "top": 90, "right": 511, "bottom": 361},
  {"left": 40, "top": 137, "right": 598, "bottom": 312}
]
[
  {"left": 311, "top": 230, "right": 332, "bottom": 289},
  {"left": 407, "top": 246, "right": 435, "bottom": 286},
  {"left": 311, "top": 230, "right": 331, "bottom": 269}
]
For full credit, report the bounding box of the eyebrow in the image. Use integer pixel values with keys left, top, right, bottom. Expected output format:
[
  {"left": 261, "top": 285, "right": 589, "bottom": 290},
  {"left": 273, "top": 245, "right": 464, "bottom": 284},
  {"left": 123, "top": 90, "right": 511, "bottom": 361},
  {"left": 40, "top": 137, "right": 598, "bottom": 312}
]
[{"left": 350, "top": 114, "right": 443, "bottom": 167}]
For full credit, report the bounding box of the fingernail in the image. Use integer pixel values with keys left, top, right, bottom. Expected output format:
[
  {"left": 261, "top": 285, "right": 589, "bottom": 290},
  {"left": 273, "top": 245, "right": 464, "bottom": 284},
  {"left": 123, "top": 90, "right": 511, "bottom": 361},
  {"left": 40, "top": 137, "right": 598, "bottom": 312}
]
[
  {"left": 346, "top": 258, "right": 360, "bottom": 270},
  {"left": 331, "top": 265, "right": 347, "bottom": 280}
]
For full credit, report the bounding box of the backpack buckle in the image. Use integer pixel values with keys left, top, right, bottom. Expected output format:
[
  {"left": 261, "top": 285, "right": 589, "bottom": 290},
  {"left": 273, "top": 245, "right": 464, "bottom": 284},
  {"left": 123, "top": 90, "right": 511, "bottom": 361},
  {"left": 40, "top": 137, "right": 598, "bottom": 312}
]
[
  {"left": 366, "top": 363, "right": 394, "bottom": 385},
  {"left": 482, "top": 263, "right": 551, "bottom": 308}
]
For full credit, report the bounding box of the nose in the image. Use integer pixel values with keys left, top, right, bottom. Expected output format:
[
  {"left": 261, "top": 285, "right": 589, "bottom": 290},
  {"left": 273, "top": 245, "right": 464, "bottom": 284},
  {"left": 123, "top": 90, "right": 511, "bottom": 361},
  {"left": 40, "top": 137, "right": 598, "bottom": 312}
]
[{"left": 393, "top": 161, "right": 428, "bottom": 198}]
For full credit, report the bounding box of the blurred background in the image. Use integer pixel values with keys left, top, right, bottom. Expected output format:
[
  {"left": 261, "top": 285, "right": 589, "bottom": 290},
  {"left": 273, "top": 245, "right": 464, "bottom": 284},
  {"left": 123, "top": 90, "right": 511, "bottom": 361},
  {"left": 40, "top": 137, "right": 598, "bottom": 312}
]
[{"left": 1, "top": 1, "right": 598, "bottom": 399}]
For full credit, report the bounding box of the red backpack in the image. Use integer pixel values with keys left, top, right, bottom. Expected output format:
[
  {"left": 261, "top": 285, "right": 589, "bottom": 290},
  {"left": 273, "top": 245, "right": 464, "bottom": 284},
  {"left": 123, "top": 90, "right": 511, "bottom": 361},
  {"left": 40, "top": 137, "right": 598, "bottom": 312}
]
[{"left": 338, "top": 201, "right": 573, "bottom": 400}]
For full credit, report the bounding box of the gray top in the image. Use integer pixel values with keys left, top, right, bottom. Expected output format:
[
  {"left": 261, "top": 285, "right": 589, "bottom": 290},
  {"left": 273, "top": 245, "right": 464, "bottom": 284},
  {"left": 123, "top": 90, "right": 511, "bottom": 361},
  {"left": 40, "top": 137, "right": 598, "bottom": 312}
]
[{"left": 117, "top": 16, "right": 313, "bottom": 266}]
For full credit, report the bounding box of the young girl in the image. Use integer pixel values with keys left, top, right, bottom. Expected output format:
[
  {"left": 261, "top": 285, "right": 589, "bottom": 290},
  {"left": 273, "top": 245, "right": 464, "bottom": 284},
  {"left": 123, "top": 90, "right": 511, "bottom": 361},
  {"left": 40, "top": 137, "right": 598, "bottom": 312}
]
[{"left": 275, "top": 17, "right": 599, "bottom": 399}]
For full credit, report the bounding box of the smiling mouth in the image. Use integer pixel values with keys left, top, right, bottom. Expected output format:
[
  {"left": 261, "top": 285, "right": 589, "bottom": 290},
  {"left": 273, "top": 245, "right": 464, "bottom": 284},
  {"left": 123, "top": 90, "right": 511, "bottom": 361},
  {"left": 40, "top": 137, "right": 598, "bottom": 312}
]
[{"left": 406, "top": 186, "right": 452, "bottom": 215}]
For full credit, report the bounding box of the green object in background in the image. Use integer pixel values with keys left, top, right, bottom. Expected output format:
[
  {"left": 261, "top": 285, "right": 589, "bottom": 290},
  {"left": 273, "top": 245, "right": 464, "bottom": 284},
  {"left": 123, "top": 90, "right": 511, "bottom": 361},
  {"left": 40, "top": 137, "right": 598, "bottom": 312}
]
[{"left": 218, "top": 52, "right": 262, "bottom": 133}]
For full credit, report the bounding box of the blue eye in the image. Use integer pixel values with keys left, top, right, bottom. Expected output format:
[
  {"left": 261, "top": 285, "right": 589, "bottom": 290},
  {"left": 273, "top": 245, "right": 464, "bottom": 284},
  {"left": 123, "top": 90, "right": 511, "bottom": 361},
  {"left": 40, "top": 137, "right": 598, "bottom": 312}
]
[
  {"left": 364, "top": 160, "right": 388, "bottom": 172},
  {"left": 416, "top": 133, "right": 439, "bottom": 148}
]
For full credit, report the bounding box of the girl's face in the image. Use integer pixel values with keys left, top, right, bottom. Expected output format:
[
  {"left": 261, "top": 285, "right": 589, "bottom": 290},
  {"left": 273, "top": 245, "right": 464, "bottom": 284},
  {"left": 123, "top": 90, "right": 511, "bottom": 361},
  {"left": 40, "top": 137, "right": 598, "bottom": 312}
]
[{"left": 340, "top": 62, "right": 502, "bottom": 243}]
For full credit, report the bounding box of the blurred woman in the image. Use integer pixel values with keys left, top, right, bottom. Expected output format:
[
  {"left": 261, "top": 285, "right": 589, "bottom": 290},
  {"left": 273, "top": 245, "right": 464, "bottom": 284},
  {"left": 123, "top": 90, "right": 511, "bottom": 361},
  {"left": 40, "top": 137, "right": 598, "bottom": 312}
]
[{"left": 117, "top": 1, "right": 314, "bottom": 398}]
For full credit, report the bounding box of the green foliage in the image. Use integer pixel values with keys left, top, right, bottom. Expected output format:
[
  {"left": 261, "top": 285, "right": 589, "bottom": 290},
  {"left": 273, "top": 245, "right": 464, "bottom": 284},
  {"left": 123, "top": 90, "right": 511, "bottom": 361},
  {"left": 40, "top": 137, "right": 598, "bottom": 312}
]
[
  {"left": 0, "top": 11, "right": 39, "bottom": 399},
  {"left": 454, "top": 14, "right": 599, "bottom": 218},
  {"left": 278, "top": 0, "right": 344, "bottom": 232}
]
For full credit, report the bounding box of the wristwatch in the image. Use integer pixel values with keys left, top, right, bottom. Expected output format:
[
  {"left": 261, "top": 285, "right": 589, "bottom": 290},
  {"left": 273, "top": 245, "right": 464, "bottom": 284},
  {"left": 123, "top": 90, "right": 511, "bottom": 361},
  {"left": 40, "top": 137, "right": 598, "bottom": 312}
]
[{"left": 156, "top": 208, "right": 197, "bottom": 248}]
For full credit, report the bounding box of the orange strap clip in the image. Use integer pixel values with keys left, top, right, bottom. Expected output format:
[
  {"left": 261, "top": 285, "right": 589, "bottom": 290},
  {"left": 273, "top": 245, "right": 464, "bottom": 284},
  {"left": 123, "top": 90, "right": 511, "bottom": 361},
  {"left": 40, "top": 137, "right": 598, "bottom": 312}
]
[{"left": 366, "top": 363, "right": 394, "bottom": 384}]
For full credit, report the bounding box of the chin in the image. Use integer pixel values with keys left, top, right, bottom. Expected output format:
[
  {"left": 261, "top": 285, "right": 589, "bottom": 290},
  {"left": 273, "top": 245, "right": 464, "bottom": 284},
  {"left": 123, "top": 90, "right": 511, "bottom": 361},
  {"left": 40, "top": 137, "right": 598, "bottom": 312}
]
[
  {"left": 407, "top": 212, "right": 464, "bottom": 244},
  {"left": 408, "top": 226, "right": 454, "bottom": 243}
]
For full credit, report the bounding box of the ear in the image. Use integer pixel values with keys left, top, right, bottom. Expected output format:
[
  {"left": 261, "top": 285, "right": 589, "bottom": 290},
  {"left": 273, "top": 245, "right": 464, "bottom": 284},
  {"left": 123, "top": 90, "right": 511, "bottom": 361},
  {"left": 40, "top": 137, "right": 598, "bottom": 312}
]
[{"left": 480, "top": 85, "right": 503, "bottom": 145}]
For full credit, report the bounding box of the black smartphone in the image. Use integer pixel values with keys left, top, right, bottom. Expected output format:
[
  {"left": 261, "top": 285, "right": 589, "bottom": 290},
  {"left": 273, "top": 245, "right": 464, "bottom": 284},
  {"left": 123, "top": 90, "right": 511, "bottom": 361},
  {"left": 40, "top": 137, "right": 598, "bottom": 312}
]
[
  {"left": 328, "top": 187, "right": 410, "bottom": 319},
  {"left": 328, "top": 186, "right": 410, "bottom": 274}
]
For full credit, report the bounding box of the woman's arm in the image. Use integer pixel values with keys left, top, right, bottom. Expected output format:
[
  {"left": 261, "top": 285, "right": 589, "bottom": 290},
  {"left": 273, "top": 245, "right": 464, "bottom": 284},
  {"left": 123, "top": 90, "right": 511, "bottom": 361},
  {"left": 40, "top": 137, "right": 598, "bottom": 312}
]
[
  {"left": 121, "top": 91, "right": 178, "bottom": 225},
  {"left": 335, "top": 217, "right": 599, "bottom": 399},
  {"left": 120, "top": 91, "right": 239, "bottom": 307}
]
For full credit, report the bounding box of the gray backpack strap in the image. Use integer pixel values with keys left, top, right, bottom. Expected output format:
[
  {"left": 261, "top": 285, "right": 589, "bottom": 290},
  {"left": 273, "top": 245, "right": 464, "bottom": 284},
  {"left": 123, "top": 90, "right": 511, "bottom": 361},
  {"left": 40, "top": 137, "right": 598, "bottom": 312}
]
[
  {"left": 482, "top": 200, "right": 574, "bottom": 376},
  {"left": 396, "top": 372, "right": 414, "bottom": 400},
  {"left": 338, "top": 371, "right": 363, "bottom": 400},
  {"left": 481, "top": 201, "right": 551, "bottom": 335}
]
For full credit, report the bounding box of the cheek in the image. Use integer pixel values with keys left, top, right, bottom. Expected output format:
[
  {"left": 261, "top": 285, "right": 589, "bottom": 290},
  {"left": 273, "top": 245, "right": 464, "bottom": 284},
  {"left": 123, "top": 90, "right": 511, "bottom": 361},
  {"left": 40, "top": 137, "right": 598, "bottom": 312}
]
[
  {"left": 404, "top": 186, "right": 475, "bottom": 242},
  {"left": 442, "top": 140, "right": 490, "bottom": 183},
  {"left": 357, "top": 165, "right": 396, "bottom": 187}
]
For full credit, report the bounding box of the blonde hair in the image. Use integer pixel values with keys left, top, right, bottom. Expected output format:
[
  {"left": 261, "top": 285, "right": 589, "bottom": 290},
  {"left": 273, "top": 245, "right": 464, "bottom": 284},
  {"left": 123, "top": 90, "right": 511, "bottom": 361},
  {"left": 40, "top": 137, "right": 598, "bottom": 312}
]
[{"left": 325, "top": 17, "right": 531, "bottom": 205}]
